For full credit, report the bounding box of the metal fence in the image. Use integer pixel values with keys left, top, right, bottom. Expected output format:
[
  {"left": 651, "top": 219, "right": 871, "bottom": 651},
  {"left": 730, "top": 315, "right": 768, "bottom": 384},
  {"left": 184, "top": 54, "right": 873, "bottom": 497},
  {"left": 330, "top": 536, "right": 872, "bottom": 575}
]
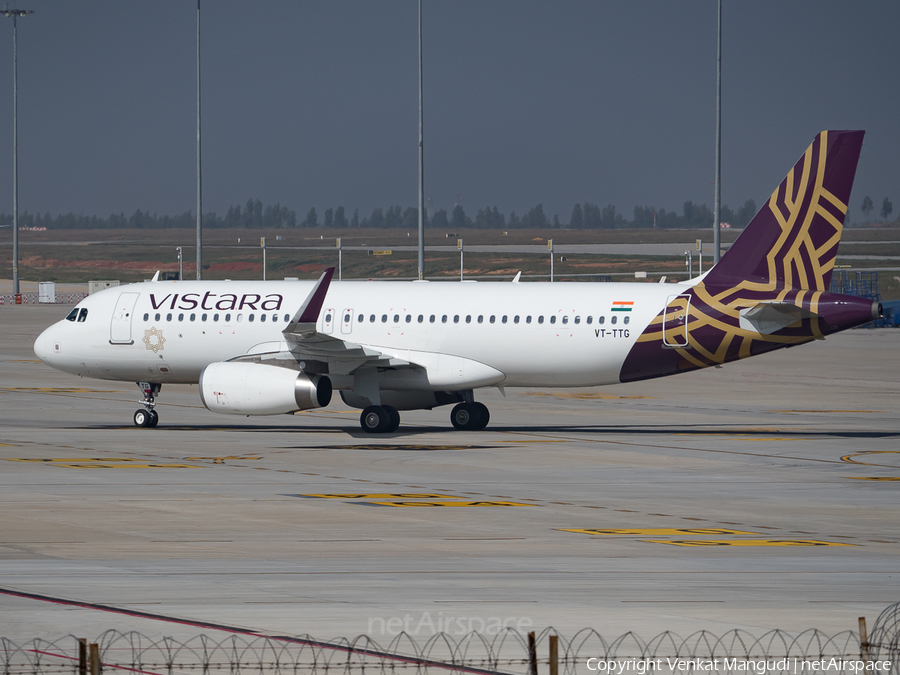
[
  {"left": 3, "top": 604, "right": 899, "bottom": 675},
  {"left": 0, "top": 292, "right": 88, "bottom": 305}
]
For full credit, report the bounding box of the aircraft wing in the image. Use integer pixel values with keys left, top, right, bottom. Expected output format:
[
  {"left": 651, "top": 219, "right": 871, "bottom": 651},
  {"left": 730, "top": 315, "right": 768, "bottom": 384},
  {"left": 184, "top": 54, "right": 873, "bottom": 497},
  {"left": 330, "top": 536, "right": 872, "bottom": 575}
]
[{"left": 272, "top": 268, "right": 409, "bottom": 373}]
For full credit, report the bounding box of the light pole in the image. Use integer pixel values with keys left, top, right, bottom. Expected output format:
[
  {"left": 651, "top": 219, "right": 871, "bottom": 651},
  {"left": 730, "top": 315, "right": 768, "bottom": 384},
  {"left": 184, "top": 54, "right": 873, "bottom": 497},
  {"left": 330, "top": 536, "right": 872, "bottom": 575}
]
[
  {"left": 196, "top": 0, "right": 202, "bottom": 280},
  {"left": 458, "top": 238, "right": 463, "bottom": 280},
  {"left": 176, "top": 246, "right": 183, "bottom": 280},
  {"left": 548, "top": 239, "right": 554, "bottom": 282},
  {"left": 336, "top": 238, "right": 342, "bottom": 280},
  {"left": 416, "top": 0, "right": 425, "bottom": 280},
  {"left": 713, "top": 0, "right": 722, "bottom": 264},
  {"left": 2, "top": 7, "right": 33, "bottom": 300}
]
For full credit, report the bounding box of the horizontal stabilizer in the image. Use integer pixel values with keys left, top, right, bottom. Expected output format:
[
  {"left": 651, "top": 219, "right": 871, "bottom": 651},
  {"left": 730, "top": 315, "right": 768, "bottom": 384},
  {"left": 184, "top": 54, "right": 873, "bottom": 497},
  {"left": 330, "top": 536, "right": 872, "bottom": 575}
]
[{"left": 739, "top": 302, "right": 818, "bottom": 335}]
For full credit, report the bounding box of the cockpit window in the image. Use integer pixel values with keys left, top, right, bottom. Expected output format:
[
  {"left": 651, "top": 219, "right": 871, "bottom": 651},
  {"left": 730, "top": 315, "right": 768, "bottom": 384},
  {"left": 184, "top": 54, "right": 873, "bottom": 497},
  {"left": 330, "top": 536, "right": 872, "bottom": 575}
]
[
  {"left": 77, "top": 308, "right": 88, "bottom": 323},
  {"left": 65, "top": 308, "right": 78, "bottom": 322}
]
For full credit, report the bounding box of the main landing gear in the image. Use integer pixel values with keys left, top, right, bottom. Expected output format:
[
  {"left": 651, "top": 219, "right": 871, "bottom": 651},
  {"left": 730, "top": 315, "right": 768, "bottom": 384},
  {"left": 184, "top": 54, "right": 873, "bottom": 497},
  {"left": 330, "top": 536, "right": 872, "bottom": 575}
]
[
  {"left": 360, "top": 405, "right": 401, "bottom": 434},
  {"left": 358, "top": 399, "right": 491, "bottom": 433},
  {"left": 450, "top": 402, "right": 490, "bottom": 431},
  {"left": 134, "top": 381, "right": 161, "bottom": 428}
]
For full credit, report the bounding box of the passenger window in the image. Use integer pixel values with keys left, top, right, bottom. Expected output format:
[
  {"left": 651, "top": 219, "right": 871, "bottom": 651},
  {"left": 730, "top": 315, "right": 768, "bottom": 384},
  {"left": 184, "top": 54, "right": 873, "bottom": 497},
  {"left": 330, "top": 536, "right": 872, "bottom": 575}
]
[
  {"left": 477, "top": 315, "right": 483, "bottom": 323},
  {"left": 611, "top": 315, "right": 617, "bottom": 325},
  {"left": 344, "top": 313, "right": 351, "bottom": 323},
  {"left": 418, "top": 314, "right": 424, "bottom": 323},
  {"left": 178, "top": 313, "right": 184, "bottom": 321},
  {"left": 574, "top": 316, "right": 580, "bottom": 324},
  {"left": 624, "top": 316, "right": 630, "bottom": 324},
  {"left": 155, "top": 313, "right": 161, "bottom": 321},
  {"left": 538, "top": 316, "right": 543, "bottom": 324},
  {"left": 78, "top": 308, "right": 88, "bottom": 323},
  {"left": 237, "top": 314, "right": 243, "bottom": 323},
  {"left": 429, "top": 315, "right": 435, "bottom": 323},
  {"left": 66, "top": 308, "right": 78, "bottom": 321},
  {"left": 489, "top": 315, "right": 495, "bottom": 324},
  {"left": 249, "top": 314, "right": 255, "bottom": 322},
  {"left": 325, "top": 313, "right": 332, "bottom": 322},
  {"left": 357, "top": 314, "right": 363, "bottom": 322},
  {"left": 225, "top": 313, "right": 232, "bottom": 322},
  {"left": 454, "top": 315, "right": 459, "bottom": 323},
  {"left": 561, "top": 316, "right": 568, "bottom": 324},
  {"left": 394, "top": 314, "right": 400, "bottom": 323},
  {"left": 214, "top": 313, "right": 220, "bottom": 322},
  {"left": 441, "top": 315, "right": 447, "bottom": 323},
  {"left": 502, "top": 316, "right": 507, "bottom": 324},
  {"left": 466, "top": 315, "right": 472, "bottom": 323},
  {"left": 166, "top": 313, "right": 172, "bottom": 322},
  {"left": 598, "top": 316, "right": 605, "bottom": 325},
  {"left": 406, "top": 314, "right": 412, "bottom": 323},
  {"left": 586, "top": 316, "right": 592, "bottom": 324},
  {"left": 143, "top": 313, "right": 149, "bottom": 321},
  {"left": 370, "top": 314, "right": 376, "bottom": 322},
  {"left": 283, "top": 314, "right": 289, "bottom": 322},
  {"left": 514, "top": 316, "right": 520, "bottom": 324},
  {"left": 190, "top": 313, "right": 196, "bottom": 322},
  {"left": 550, "top": 316, "right": 556, "bottom": 324},
  {"left": 382, "top": 314, "right": 388, "bottom": 323},
  {"left": 526, "top": 316, "right": 532, "bottom": 324}
]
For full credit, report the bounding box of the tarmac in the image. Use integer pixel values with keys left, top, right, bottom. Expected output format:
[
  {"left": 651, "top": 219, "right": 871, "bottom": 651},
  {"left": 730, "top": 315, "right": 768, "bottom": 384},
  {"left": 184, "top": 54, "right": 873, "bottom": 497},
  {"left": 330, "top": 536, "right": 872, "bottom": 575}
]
[{"left": 1, "top": 302, "right": 899, "bottom": 643}]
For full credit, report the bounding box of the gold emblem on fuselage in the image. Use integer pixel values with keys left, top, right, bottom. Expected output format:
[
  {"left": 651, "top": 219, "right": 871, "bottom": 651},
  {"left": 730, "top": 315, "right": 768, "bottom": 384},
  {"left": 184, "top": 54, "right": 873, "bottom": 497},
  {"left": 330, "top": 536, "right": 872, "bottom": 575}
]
[{"left": 142, "top": 327, "right": 166, "bottom": 353}]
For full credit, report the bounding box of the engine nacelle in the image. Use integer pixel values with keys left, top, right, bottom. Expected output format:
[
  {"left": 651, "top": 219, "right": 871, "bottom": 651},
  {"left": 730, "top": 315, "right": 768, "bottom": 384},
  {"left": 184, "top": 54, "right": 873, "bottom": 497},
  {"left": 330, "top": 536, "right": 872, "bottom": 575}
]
[{"left": 200, "top": 362, "right": 331, "bottom": 415}]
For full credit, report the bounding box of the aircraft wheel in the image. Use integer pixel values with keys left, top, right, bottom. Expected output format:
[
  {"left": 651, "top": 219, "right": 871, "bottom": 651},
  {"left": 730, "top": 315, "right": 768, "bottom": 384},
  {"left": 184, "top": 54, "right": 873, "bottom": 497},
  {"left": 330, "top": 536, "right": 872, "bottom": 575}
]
[
  {"left": 450, "top": 402, "right": 484, "bottom": 431},
  {"left": 133, "top": 409, "right": 151, "bottom": 428},
  {"left": 147, "top": 410, "right": 159, "bottom": 428},
  {"left": 472, "top": 402, "right": 490, "bottom": 430},
  {"left": 360, "top": 405, "right": 390, "bottom": 433},
  {"left": 383, "top": 405, "right": 401, "bottom": 433}
]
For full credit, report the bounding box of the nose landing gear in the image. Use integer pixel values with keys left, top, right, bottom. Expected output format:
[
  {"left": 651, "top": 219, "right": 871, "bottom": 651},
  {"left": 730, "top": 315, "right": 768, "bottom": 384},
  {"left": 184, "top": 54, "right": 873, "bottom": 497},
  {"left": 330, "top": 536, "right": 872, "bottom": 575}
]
[{"left": 134, "top": 381, "right": 161, "bottom": 428}]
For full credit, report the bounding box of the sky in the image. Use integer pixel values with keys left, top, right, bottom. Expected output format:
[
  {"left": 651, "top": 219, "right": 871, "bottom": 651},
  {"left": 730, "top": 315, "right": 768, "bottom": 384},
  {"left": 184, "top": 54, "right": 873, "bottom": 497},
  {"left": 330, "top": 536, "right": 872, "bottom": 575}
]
[{"left": 0, "top": 0, "right": 896, "bottom": 223}]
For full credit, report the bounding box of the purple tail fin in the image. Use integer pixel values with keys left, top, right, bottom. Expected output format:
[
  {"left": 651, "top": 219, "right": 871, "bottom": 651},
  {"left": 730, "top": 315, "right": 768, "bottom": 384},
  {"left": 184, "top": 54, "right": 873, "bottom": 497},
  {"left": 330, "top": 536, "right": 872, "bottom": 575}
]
[{"left": 705, "top": 130, "right": 864, "bottom": 291}]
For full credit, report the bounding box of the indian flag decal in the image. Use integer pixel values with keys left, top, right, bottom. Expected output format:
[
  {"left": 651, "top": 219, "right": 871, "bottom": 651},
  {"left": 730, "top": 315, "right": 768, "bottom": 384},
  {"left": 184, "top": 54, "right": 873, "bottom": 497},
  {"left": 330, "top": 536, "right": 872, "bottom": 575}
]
[{"left": 611, "top": 301, "right": 634, "bottom": 312}]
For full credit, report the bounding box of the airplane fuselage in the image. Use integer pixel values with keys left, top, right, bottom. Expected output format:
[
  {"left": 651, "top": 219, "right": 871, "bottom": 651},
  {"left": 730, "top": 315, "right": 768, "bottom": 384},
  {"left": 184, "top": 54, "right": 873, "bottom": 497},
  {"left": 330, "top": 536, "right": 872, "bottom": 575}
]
[{"left": 35, "top": 278, "right": 670, "bottom": 389}]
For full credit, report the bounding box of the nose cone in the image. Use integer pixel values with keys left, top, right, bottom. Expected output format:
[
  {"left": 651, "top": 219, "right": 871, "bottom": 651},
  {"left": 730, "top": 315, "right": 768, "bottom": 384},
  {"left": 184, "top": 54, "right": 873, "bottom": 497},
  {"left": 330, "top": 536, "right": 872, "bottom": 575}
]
[{"left": 34, "top": 326, "right": 55, "bottom": 365}]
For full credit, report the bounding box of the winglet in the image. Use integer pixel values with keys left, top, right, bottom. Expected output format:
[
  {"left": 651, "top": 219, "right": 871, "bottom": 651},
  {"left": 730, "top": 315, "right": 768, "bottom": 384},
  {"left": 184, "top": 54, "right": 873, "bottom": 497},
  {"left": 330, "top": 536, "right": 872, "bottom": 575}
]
[
  {"left": 284, "top": 268, "right": 335, "bottom": 335},
  {"left": 151, "top": 271, "right": 160, "bottom": 282},
  {"left": 512, "top": 271, "right": 522, "bottom": 283}
]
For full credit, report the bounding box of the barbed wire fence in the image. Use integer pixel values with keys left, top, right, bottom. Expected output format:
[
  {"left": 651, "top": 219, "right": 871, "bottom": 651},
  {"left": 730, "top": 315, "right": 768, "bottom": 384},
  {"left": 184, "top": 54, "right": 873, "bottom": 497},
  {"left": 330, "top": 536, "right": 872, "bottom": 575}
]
[{"left": 2, "top": 603, "right": 898, "bottom": 675}]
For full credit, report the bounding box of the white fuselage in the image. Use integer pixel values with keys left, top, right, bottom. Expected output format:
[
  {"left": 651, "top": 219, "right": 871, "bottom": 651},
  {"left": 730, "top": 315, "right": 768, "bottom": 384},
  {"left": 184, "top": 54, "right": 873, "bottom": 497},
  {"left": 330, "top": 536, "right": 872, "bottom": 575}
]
[{"left": 34, "top": 278, "right": 687, "bottom": 389}]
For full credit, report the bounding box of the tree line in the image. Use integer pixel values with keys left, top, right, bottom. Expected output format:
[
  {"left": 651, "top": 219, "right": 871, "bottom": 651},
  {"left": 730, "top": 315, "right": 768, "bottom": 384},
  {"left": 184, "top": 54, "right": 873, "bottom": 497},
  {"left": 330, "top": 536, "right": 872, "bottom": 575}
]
[{"left": 0, "top": 197, "right": 806, "bottom": 231}]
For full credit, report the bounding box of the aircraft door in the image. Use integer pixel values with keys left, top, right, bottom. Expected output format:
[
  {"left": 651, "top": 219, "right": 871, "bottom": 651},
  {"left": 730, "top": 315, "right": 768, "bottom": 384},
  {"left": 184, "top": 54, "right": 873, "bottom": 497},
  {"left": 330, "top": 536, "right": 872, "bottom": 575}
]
[
  {"left": 341, "top": 308, "right": 353, "bottom": 334},
  {"left": 110, "top": 292, "right": 140, "bottom": 344},
  {"left": 322, "top": 308, "right": 335, "bottom": 334},
  {"left": 662, "top": 294, "right": 691, "bottom": 348}
]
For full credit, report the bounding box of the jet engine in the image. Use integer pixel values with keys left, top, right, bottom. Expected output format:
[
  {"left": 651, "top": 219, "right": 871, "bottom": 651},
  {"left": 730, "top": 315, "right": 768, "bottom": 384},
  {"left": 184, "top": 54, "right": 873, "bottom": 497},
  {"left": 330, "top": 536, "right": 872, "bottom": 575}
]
[{"left": 199, "top": 362, "right": 332, "bottom": 415}]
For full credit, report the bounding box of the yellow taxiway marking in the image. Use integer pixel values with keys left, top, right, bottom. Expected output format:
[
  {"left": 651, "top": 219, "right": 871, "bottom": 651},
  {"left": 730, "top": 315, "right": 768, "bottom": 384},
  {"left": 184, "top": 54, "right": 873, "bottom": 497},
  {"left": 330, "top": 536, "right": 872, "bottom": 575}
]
[
  {"left": 4, "top": 458, "right": 201, "bottom": 469},
  {"left": 561, "top": 528, "right": 760, "bottom": 536},
  {"left": 841, "top": 451, "right": 900, "bottom": 468},
  {"left": 522, "top": 392, "right": 654, "bottom": 400},
  {"left": 184, "top": 455, "right": 261, "bottom": 463},
  {"left": 301, "top": 493, "right": 464, "bottom": 500},
  {"left": 359, "top": 500, "right": 534, "bottom": 508},
  {"left": 769, "top": 410, "right": 882, "bottom": 414},
  {"left": 847, "top": 477, "right": 900, "bottom": 481},
  {"left": 642, "top": 539, "right": 856, "bottom": 547},
  {"left": 0, "top": 387, "right": 125, "bottom": 394}
]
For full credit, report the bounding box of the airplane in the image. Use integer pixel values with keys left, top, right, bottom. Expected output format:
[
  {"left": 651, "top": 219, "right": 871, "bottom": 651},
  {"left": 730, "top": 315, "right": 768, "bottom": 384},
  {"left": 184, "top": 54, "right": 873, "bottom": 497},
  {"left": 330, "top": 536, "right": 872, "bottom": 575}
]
[{"left": 33, "top": 130, "right": 880, "bottom": 433}]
